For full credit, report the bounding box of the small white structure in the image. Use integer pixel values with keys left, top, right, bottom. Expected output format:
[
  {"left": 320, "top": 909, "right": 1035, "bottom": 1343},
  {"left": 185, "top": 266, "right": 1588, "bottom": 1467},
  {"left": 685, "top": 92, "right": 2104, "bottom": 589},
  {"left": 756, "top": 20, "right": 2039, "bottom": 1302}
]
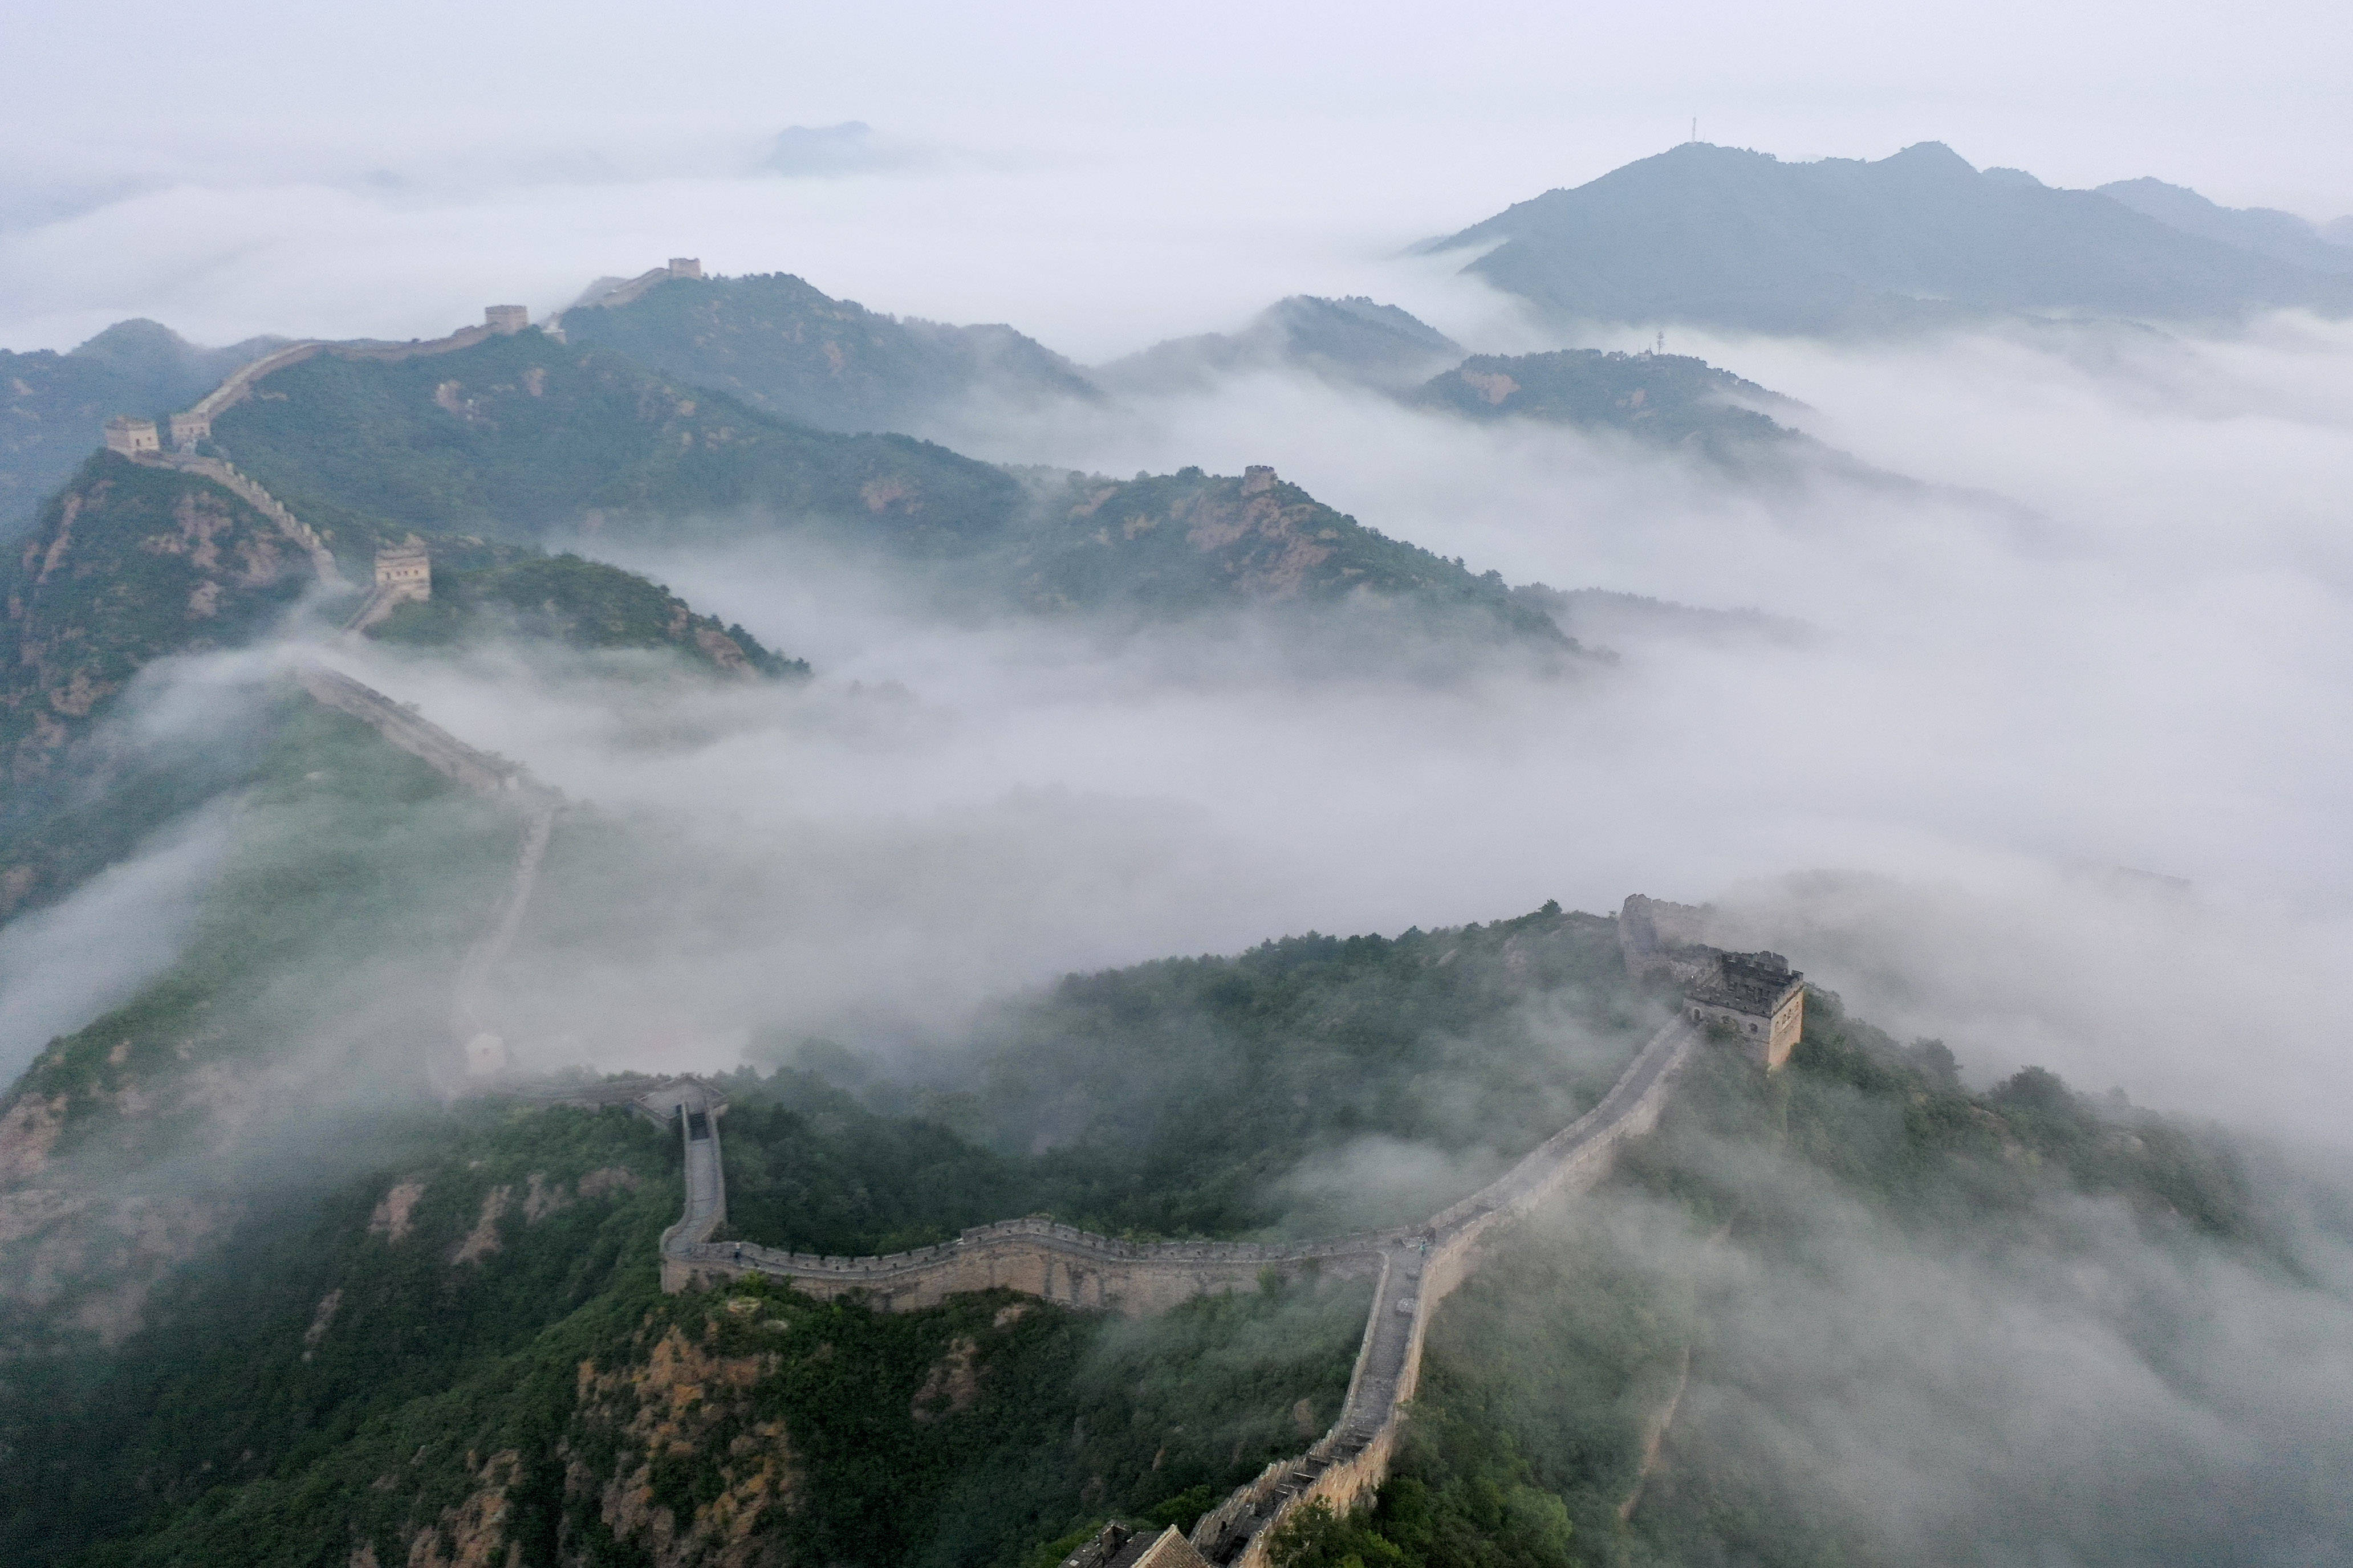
[{"left": 465, "top": 1031, "right": 510, "bottom": 1077}]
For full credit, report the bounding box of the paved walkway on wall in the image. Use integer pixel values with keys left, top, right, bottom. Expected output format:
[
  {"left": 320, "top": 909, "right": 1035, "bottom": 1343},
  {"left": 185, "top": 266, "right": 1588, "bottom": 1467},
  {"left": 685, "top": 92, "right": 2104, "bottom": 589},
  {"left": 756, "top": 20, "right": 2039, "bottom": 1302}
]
[{"left": 291, "top": 665, "right": 561, "bottom": 1089}]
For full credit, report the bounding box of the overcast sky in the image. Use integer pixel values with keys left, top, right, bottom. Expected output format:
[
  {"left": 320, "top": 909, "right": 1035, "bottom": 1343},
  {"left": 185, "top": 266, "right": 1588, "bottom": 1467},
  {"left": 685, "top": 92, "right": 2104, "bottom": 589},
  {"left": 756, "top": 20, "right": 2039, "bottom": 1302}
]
[{"left": 6, "top": 0, "right": 2350, "bottom": 353}]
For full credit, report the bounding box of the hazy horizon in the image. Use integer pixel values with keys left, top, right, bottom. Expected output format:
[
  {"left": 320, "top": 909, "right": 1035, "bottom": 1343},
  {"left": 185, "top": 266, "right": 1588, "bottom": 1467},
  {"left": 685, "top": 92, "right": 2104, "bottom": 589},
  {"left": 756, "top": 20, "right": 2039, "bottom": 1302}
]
[{"left": 5, "top": 0, "right": 2350, "bottom": 355}]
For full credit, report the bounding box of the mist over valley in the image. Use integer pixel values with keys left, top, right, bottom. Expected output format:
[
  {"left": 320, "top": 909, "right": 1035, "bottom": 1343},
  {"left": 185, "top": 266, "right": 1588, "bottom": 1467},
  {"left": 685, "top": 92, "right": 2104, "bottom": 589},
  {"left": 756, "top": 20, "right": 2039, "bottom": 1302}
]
[{"left": 3, "top": 11, "right": 2351, "bottom": 1566}]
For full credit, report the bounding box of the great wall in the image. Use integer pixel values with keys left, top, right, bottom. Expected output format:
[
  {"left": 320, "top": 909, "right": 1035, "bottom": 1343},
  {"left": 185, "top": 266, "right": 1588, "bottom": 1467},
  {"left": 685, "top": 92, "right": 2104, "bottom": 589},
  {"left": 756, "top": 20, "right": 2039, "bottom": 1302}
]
[
  {"left": 277, "top": 663, "right": 1773, "bottom": 1568},
  {"left": 90, "top": 284, "right": 1795, "bottom": 1568}
]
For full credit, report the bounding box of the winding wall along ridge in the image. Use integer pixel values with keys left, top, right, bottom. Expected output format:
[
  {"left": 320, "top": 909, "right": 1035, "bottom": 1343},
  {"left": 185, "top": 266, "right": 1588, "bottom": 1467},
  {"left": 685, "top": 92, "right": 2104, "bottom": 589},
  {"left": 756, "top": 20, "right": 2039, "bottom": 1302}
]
[
  {"left": 292, "top": 679, "right": 1707, "bottom": 1565},
  {"left": 291, "top": 665, "right": 561, "bottom": 1089},
  {"left": 659, "top": 1016, "right": 1699, "bottom": 1566}
]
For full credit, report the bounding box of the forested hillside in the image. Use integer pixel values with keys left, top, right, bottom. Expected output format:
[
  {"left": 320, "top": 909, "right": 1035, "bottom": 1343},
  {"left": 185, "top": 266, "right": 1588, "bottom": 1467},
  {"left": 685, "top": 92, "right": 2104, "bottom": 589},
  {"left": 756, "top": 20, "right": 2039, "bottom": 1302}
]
[
  {"left": 369, "top": 548, "right": 804, "bottom": 678},
  {"left": 210, "top": 330, "right": 1024, "bottom": 561},
  {"left": 560, "top": 271, "right": 1098, "bottom": 433},
  {"left": 1094, "top": 296, "right": 1463, "bottom": 394},
  {"left": 1411, "top": 350, "right": 1799, "bottom": 455},
  {"left": 200, "top": 333, "right": 1567, "bottom": 649},
  {"left": 5, "top": 861, "right": 2310, "bottom": 1567},
  {"left": 1265, "top": 993, "right": 2332, "bottom": 1568}
]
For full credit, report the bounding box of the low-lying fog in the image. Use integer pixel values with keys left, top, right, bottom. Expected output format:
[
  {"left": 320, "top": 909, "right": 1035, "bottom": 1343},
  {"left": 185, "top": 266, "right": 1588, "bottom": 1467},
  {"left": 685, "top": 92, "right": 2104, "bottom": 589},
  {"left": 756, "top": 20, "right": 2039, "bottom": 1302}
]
[
  {"left": 52, "top": 309, "right": 2325, "bottom": 1145},
  {"left": 13, "top": 306, "right": 2351, "bottom": 1153}
]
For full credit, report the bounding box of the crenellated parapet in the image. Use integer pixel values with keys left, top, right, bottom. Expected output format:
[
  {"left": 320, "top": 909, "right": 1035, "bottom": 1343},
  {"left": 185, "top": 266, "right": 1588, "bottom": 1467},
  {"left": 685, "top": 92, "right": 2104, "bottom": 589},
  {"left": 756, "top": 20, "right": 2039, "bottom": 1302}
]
[
  {"left": 663, "top": 1211, "right": 1405, "bottom": 1312},
  {"left": 643, "top": 1009, "right": 1702, "bottom": 1567}
]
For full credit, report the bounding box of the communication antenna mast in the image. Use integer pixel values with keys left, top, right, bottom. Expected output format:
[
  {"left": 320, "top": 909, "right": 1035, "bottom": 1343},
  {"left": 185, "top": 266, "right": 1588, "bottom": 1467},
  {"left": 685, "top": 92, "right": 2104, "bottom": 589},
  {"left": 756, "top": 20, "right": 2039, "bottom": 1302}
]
[
  {"left": 1691, "top": 117, "right": 1698, "bottom": 144},
  {"left": 1656, "top": 330, "right": 1667, "bottom": 356}
]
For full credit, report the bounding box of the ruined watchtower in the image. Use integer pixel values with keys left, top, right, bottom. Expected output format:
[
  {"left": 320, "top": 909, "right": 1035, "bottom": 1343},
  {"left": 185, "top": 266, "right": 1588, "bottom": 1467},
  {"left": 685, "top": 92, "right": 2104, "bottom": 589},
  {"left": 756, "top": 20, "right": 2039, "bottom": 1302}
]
[
  {"left": 103, "top": 416, "right": 160, "bottom": 457},
  {"left": 1620, "top": 894, "right": 1806, "bottom": 1069},
  {"left": 1685, "top": 950, "right": 1805, "bottom": 1068},
  {"left": 373, "top": 541, "right": 432, "bottom": 605},
  {"left": 666, "top": 258, "right": 703, "bottom": 279},
  {"left": 483, "top": 304, "right": 529, "bottom": 334}
]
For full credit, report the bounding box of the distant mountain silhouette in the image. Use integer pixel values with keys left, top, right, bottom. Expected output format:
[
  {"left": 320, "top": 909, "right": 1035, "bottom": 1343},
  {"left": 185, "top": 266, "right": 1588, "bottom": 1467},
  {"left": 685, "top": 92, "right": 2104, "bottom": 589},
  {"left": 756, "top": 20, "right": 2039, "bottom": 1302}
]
[
  {"left": 1411, "top": 349, "right": 1798, "bottom": 453},
  {"left": 559, "top": 271, "right": 1097, "bottom": 434},
  {"left": 2092, "top": 177, "right": 2353, "bottom": 275},
  {"left": 1095, "top": 295, "right": 1462, "bottom": 393},
  {"left": 1425, "top": 141, "right": 2353, "bottom": 333}
]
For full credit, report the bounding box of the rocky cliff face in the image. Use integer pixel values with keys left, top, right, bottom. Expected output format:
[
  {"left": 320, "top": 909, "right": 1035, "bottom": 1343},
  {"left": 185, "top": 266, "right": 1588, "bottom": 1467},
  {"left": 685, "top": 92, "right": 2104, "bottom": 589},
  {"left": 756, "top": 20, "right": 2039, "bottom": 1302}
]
[
  {"left": 0, "top": 453, "right": 323, "bottom": 918},
  {"left": 1, "top": 453, "right": 316, "bottom": 788}
]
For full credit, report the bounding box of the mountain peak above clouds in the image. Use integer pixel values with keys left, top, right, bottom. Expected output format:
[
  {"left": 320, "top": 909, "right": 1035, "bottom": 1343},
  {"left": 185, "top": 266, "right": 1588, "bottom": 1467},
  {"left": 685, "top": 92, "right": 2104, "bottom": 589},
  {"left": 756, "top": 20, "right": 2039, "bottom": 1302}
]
[
  {"left": 1425, "top": 141, "right": 2353, "bottom": 333},
  {"left": 1092, "top": 294, "right": 1463, "bottom": 394},
  {"left": 556, "top": 269, "right": 1096, "bottom": 435}
]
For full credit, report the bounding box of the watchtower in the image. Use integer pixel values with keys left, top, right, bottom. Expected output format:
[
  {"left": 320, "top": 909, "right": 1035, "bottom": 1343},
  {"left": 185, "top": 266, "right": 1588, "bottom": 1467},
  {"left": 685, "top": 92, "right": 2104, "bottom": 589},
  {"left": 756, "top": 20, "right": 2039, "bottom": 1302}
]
[
  {"left": 103, "top": 416, "right": 160, "bottom": 457},
  {"left": 666, "top": 258, "right": 703, "bottom": 279},
  {"left": 1685, "top": 950, "right": 1805, "bottom": 1069},
  {"left": 373, "top": 541, "right": 432, "bottom": 605},
  {"left": 483, "top": 304, "right": 529, "bottom": 334},
  {"left": 1619, "top": 894, "right": 1805, "bottom": 1069},
  {"left": 168, "top": 412, "right": 210, "bottom": 449}
]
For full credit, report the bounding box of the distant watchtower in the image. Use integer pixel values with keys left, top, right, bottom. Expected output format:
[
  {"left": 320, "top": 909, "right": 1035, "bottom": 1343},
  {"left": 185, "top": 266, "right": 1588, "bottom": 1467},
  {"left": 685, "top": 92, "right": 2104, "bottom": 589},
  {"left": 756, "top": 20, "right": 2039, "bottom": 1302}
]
[
  {"left": 666, "top": 258, "right": 703, "bottom": 279},
  {"left": 373, "top": 542, "right": 432, "bottom": 605},
  {"left": 483, "top": 304, "right": 529, "bottom": 334},
  {"left": 168, "top": 412, "right": 210, "bottom": 450},
  {"left": 103, "top": 416, "right": 160, "bottom": 457}
]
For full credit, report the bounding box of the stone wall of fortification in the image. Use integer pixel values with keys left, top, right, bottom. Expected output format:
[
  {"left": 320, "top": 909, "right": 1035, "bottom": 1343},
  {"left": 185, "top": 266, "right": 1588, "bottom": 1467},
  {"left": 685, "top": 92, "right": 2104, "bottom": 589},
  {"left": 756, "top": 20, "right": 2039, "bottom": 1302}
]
[
  {"left": 1215, "top": 1018, "right": 1697, "bottom": 1567},
  {"left": 665, "top": 1217, "right": 1393, "bottom": 1314},
  {"left": 295, "top": 666, "right": 523, "bottom": 796}
]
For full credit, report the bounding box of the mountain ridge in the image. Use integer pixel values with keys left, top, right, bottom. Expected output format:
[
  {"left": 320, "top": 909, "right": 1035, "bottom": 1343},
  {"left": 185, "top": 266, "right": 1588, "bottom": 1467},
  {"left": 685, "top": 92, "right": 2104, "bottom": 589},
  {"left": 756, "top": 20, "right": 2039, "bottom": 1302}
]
[{"left": 1424, "top": 141, "right": 2353, "bottom": 333}]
